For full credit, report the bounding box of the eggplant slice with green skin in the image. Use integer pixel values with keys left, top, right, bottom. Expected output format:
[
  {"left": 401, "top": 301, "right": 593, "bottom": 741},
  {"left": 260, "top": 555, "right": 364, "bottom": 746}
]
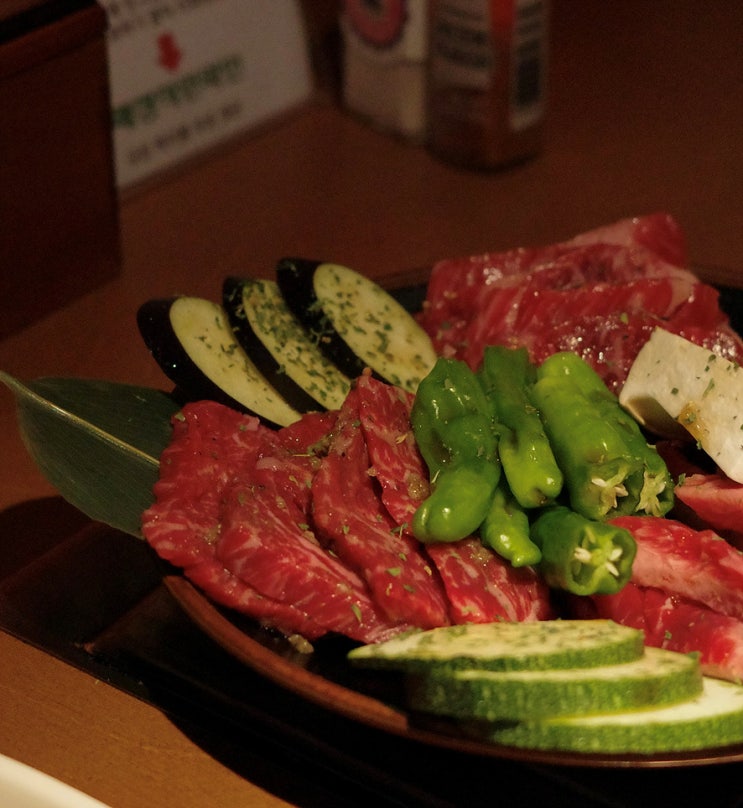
[
  {"left": 223, "top": 276, "right": 351, "bottom": 412},
  {"left": 276, "top": 258, "right": 437, "bottom": 393},
  {"left": 137, "top": 296, "right": 301, "bottom": 428}
]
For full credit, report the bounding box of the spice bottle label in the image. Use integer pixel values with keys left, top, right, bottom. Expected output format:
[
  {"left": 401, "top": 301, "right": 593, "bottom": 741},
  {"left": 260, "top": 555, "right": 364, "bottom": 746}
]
[{"left": 427, "top": 0, "right": 548, "bottom": 168}]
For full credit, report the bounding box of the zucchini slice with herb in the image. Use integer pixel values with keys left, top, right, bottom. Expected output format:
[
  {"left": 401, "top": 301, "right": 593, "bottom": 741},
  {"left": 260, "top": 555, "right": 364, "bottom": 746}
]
[
  {"left": 223, "top": 276, "right": 351, "bottom": 412},
  {"left": 137, "top": 296, "right": 301, "bottom": 427},
  {"left": 484, "top": 677, "right": 743, "bottom": 754},
  {"left": 276, "top": 258, "right": 437, "bottom": 393},
  {"left": 408, "top": 647, "right": 702, "bottom": 722},
  {"left": 348, "top": 620, "right": 646, "bottom": 673}
]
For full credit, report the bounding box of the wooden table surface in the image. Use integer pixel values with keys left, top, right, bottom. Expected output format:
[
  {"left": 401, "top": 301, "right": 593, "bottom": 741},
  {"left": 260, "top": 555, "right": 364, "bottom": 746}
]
[{"left": 1, "top": 2, "right": 742, "bottom": 806}]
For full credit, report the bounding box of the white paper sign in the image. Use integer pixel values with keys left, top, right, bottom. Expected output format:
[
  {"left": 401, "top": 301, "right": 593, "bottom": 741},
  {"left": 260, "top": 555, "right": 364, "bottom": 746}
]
[{"left": 102, "top": 0, "right": 313, "bottom": 188}]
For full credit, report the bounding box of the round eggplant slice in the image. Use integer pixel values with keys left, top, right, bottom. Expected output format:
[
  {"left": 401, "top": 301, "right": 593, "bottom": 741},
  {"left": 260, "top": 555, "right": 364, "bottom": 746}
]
[
  {"left": 275, "top": 257, "right": 368, "bottom": 379},
  {"left": 223, "top": 276, "right": 351, "bottom": 412},
  {"left": 137, "top": 296, "right": 301, "bottom": 427},
  {"left": 276, "top": 258, "right": 437, "bottom": 392}
]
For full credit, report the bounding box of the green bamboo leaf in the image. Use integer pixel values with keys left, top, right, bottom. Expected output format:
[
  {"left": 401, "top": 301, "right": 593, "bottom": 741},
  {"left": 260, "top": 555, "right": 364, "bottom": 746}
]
[{"left": 1, "top": 372, "right": 181, "bottom": 538}]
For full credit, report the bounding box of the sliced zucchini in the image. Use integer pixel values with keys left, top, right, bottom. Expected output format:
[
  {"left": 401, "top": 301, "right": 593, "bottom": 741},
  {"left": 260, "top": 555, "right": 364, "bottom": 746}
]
[
  {"left": 137, "top": 296, "right": 301, "bottom": 427},
  {"left": 484, "top": 677, "right": 743, "bottom": 754},
  {"left": 223, "top": 276, "right": 351, "bottom": 412},
  {"left": 408, "top": 647, "right": 702, "bottom": 722},
  {"left": 276, "top": 258, "right": 437, "bottom": 393},
  {"left": 347, "top": 620, "right": 645, "bottom": 674}
]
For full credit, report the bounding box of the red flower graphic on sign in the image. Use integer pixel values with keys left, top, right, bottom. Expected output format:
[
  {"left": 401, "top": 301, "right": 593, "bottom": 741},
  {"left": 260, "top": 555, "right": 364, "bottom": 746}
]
[{"left": 157, "top": 33, "right": 182, "bottom": 71}]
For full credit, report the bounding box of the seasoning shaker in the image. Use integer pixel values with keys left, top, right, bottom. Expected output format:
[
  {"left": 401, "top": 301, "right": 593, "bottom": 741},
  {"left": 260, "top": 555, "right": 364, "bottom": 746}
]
[
  {"left": 341, "top": 0, "right": 428, "bottom": 142},
  {"left": 426, "top": 0, "right": 548, "bottom": 169}
]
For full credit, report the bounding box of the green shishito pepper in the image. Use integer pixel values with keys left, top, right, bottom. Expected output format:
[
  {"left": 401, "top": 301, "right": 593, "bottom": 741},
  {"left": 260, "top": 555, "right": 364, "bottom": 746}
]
[
  {"left": 480, "top": 480, "right": 542, "bottom": 567},
  {"left": 411, "top": 358, "right": 500, "bottom": 542},
  {"left": 530, "top": 506, "right": 636, "bottom": 595},
  {"left": 531, "top": 371, "right": 643, "bottom": 521},
  {"left": 537, "top": 352, "right": 674, "bottom": 518},
  {"left": 478, "top": 346, "right": 563, "bottom": 509}
]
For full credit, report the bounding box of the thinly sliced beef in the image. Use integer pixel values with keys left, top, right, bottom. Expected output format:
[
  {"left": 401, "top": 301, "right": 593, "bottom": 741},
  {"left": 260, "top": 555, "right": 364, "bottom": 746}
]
[
  {"left": 185, "top": 562, "right": 325, "bottom": 640},
  {"left": 461, "top": 274, "right": 693, "bottom": 373},
  {"left": 143, "top": 399, "right": 406, "bottom": 644},
  {"left": 142, "top": 401, "right": 270, "bottom": 567},
  {"left": 426, "top": 537, "right": 554, "bottom": 624},
  {"left": 420, "top": 213, "right": 743, "bottom": 391},
  {"left": 674, "top": 474, "right": 743, "bottom": 540},
  {"left": 312, "top": 387, "right": 451, "bottom": 629},
  {"left": 528, "top": 285, "right": 743, "bottom": 394},
  {"left": 459, "top": 270, "right": 737, "bottom": 386},
  {"left": 611, "top": 515, "right": 743, "bottom": 622},
  {"left": 274, "top": 409, "right": 338, "bottom": 455},
  {"left": 420, "top": 214, "right": 688, "bottom": 350},
  {"left": 511, "top": 275, "right": 691, "bottom": 335},
  {"left": 530, "top": 309, "right": 660, "bottom": 392},
  {"left": 214, "top": 402, "right": 398, "bottom": 646},
  {"left": 573, "top": 583, "right": 743, "bottom": 682},
  {"left": 568, "top": 211, "right": 687, "bottom": 267},
  {"left": 215, "top": 479, "right": 402, "bottom": 643},
  {"left": 141, "top": 401, "right": 327, "bottom": 639},
  {"left": 355, "top": 373, "right": 430, "bottom": 527},
  {"left": 665, "top": 283, "right": 743, "bottom": 365},
  {"left": 421, "top": 243, "right": 564, "bottom": 351}
]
